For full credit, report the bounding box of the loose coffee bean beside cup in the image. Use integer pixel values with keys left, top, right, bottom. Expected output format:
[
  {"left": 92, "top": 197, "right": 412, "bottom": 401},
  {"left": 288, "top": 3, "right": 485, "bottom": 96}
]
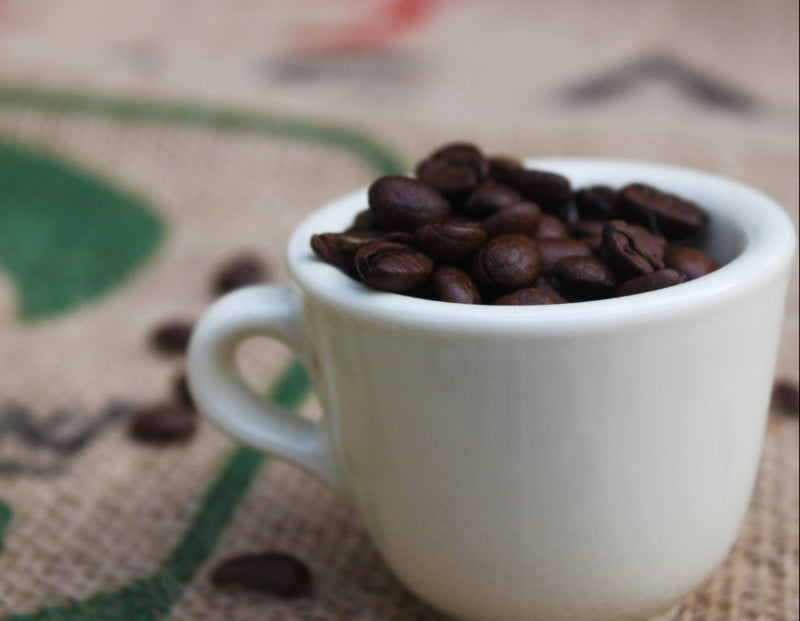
[{"left": 310, "top": 142, "right": 719, "bottom": 304}]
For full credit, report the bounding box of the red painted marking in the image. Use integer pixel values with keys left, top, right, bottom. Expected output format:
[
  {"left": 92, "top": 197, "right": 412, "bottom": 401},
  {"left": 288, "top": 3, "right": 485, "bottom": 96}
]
[{"left": 292, "top": 0, "right": 458, "bottom": 55}]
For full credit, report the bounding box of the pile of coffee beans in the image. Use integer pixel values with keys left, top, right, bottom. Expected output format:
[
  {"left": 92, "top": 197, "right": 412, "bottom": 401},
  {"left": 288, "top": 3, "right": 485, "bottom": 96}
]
[{"left": 311, "top": 143, "right": 719, "bottom": 305}]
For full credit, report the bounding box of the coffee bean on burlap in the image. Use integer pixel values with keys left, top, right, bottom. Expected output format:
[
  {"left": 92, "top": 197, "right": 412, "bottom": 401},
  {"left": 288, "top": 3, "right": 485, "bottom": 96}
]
[
  {"left": 355, "top": 241, "right": 434, "bottom": 292},
  {"left": 213, "top": 254, "right": 267, "bottom": 295},
  {"left": 491, "top": 167, "right": 572, "bottom": 211},
  {"left": 415, "top": 143, "right": 489, "bottom": 199},
  {"left": 151, "top": 321, "right": 194, "bottom": 355},
  {"left": 415, "top": 223, "right": 487, "bottom": 263},
  {"left": 211, "top": 553, "right": 312, "bottom": 598},
  {"left": 664, "top": 246, "right": 719, "bottom": 280},
  {"left": 481, "top": 202, "right": 542, "bottom": 238},
  {"left": 614, "top": 268, "right": 687, "bottom": 297},
  {"left": 553, "top": 255, "right": 618, "bottom": 300},
  {"left": 772, "top": 380, "right": 799, "bottom": 416},
  {"left": 471, "top": 235, "right": 541, "bottom": 290},
  {"left": 618, "top": 183, "right": 709, "bottom": 239},
  {"left": 368, "top": 176, "right": 451, "bottom": 232},
  {"left": 173, "top": 372, "right": 195, "bottom": 410},
  {"left": 574, "top": 185, "right": 619, "bottom": 220},
  {"left": 535, "top": 214, "right": 570, "bottom": 239},
  {"left": 462, "top": 185, "right": 524, "bottom": 218},
  {"left": 538, "top": 238, "right": 593, "bottom": 276},
  {"left": 603, "top": 220, "right": 666, "bottom": 277},
  {"left": 493, "top": 287, "right": 557, "bottom": 305},
  {"left": 130, "top": 403, "right": 197, "bottom": 443},
  {"left": 432, "top": 266, "right": 482, "bottom": 304}
]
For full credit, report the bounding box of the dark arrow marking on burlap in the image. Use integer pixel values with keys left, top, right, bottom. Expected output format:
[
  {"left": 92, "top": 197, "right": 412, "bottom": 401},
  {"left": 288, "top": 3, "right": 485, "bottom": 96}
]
[
  {"left": 0, "top": 402, "right": 131, "bottom": 477},
  {"left": 0, "top": 141, "right": 165, "bottom": 321},
  {"left": 0, "top": 84, "right": 403, "bottom": 620},
  {"left": 561, "top": 51, "right": 761, "bottom": 114}
]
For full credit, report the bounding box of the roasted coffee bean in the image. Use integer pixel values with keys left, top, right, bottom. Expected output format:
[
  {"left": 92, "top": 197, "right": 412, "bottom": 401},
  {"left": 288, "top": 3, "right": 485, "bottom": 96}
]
[
  {"left": 492, "top": 167, "right": 572, "bottom": 211},
  {"left": 481, "top": 202, "right": 542, "bottom": 238},
  {"left": 471, "top": 235, "right": 541, "bottom": 290},
  {"left": 151, "top": 321, "right": 193, "bottom": 355},
  {"left": 487, "top": 155, "right": 523, "bottom": 181},
  {"left": 415, "top": 143, "right": 488, "bottom": 198},
  {"left": 535, "top": 214, "right": 570, "bottom": 239},
  {"left": 664, "top": 246, "right": 718, "bottom": 280},
  {"left": 557, "top": 199, "right": 581, "bottom": 225},
  {"left": 350, "top": 208, "right": 380, "bottom": 231},
  {"left": 569, "top": 219, "right": 605, "bottom": 239},
  {"left": 603, "top": 220, "right": 666, "bottom": 277},
  {"left": 583, "top": 234, "right": 605, "bottom": 257},
  {"left": 432, "top": 266, "right": 482, "bottom": 304},
  {"left": 494, "top": 287, "right": 556, "bottom": 305},
  {"left": 415, "top": 223, "right": 487, "bottom": 263},
  {"left": 618, "top": 183, "right": 709, "bottom": 239},
  {"left": 574, "top": 185, "right": 619, "bottom": 220},
  {"left": 553, "top": 255, "right": 618, "bottom": 300},
  {"left": 368, "top": 176, "right": 451, "bottom": 232},
  {"left": 462, "top": 185, "right": 524, "bottom": 217},
  {"left": 310, "top": 233, "right": 357, "bottom": 272},
  {"left": 535, "top": 277, "right": 569, "bottom": 303},
  {"left": 614, "top": 268, "right": 687, "bottom": 297},
  {"left": 213, "top": 255, "right": 267, "bottom": 295},
  {"left": 173, "top": 372, "right": 194, "bottom": 410},
  {"left": 772, "top": 380, "right": 799, "bottom": 416},
  {"left": 538, "top": 238, "right": 593, "bottom": 276},
  {"left": 211, "top": 552, "right": 312, "bottom": 598},
  {"left": 355, "top": 241, "right": 434, "bottom": 292},
  {"left": 130, "top": 403, "right": 197, "bottom": 443}
]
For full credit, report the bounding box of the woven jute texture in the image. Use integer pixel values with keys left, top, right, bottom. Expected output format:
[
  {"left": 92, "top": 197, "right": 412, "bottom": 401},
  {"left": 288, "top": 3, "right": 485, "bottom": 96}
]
[{"left": 0, "top": 1, "right": 798, "bottom": 619}]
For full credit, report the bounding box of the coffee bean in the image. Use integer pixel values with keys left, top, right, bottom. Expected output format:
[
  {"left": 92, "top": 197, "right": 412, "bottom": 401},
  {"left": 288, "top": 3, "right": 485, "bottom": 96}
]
[
  {"left": 493, "top": 167, "right": 572, "bottom": 211},
  {"left": 557, "top": 199, "right": 581, "bottom": 225},
  {"left": 618, "top": 183, "right": 709, "bottom": 239},
  {"left": 432, "top": 266, "right": 482, "bottom": 304},
  {"left": 553, "top": 256, "right": 618, "bottom": 300},
  {"left": 583, "top": 234, "right": 605, "bottom": 257},
  {"left": 173, "top": 372, "right": 194, "bottom": 410},
  {"left": 351, "top": 208, "right": 379, "bottom": 231},
  {"left": 462, "top": 185, "right": 524, "bottom": 218},
  {"left": 368, "top": 176, "right": 451, "bottom": 232},
  {"left": 355, "top": 241, "right": 434, "bottom": 292},
  {"left": 471, "top": 235, "right": 541, "bottom": 290},
  {"left": 213, "top": 255, "right": 267, "bottom": 295},
  {"left": 151, "top": 321, "right": 193, "bottom": 355},
  {"left": 415, "top": 143, "right": 488, "bottom": 198},
  {"left": 415, "top": 223, "right": 487, "bottom": 263},
  {"left": 538, "top": 238, "right": 593, "bottom": 276},
  {"left": 310, "top": 233, "right": 357, "bottom": 272},
  {"left": 494, "top": 287, "right": 556, "bottom": 305},
  {"left": 535, "top": 277, "right": 569, "bottom": 303},
  {"left": 211, "top": 552, "right": 312, "bottom": 598},
  {"left": 535, "top": 214, "right": 570, "bottom": 239},
  {"left": 481, "top": 202, "right": 542, "bottom": 238},
  {"left": 772, "top": 380, "right": 799, "bottom": 416},
  {"left": 569, "top": 219, "right": 605, "bottom": 239},
  {"left": 574, "top": 185, "right": 619, "bottom": 220},
  {"left": 614, "top": 268, "right": 687, "bottom": 297},
  {"left": 603, "top": 220, "right": 666, "bottom": 277},
  {"left": 130, "top": 403, "right": 197, "bottom": 443},
  {"left": 664, "top": 246, "right": 718, "bottom": 280},
  {"left": 487, "top": 155, "right": 523, "bottom": 182}
]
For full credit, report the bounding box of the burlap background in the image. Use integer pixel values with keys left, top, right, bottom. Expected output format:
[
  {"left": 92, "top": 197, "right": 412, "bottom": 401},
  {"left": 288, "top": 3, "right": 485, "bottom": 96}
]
[{"left": 0, "top": 1, "right": 797, "bottom": 619}]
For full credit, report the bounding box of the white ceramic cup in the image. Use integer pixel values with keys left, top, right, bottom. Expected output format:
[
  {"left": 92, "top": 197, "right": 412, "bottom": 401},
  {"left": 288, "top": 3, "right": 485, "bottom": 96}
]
[{"left": 187, "top": 159, "right": 796, "bottom": 621}]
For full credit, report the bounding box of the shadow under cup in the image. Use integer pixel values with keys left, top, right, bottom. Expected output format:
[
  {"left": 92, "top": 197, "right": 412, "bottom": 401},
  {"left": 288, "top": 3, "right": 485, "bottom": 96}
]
[{"left": 199, "top": 159, "right": 797, "bottom": 621}]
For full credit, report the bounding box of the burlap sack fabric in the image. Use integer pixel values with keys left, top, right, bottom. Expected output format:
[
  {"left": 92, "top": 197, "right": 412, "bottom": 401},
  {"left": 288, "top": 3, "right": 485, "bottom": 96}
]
[{"left": 0, "top": 1, "right": 797, "bottom": 619}]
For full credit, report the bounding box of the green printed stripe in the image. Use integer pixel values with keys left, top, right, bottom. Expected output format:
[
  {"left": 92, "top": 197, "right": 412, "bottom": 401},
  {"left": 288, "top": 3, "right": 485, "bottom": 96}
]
[
  {"left": 0, "top": 500, "right": 11, "bottom": 552},
  {"left": 0, "top": 84, "right": 404, "bottom": 176},
  {"left": 3, "top": 362, "right": 311, "bottom": 621}
]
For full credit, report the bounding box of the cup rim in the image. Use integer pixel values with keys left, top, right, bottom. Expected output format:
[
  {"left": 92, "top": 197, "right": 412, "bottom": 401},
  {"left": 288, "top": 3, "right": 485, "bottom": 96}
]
[{"left": 286, "top": 157, "right": 796, "bottom": 334}]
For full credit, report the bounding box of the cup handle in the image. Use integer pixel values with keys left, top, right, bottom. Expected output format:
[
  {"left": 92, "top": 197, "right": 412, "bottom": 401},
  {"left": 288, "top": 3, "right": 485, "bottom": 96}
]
[{"left": 187, "top": 285, "right": 340, "bottom": 491}]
